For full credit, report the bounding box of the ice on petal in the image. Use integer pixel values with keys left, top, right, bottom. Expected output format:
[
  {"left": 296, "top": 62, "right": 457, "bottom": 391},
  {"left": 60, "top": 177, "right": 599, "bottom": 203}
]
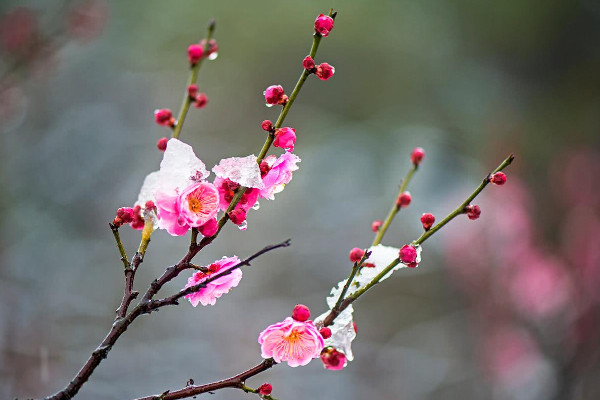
[
  {"left": 159, "top": 139, "right": 210, "bottom": 192},
  {"left": 136, "top": 171, "right": 161, "bottom": 206},
  {"left": 212, "top": 155, "right": 264, "bottom": 189}
]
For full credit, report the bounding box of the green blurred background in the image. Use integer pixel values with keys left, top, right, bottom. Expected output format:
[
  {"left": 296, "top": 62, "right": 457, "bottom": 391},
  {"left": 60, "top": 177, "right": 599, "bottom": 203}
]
[{"left": 1, "top": 1, "right": 598, "bottom": 399}]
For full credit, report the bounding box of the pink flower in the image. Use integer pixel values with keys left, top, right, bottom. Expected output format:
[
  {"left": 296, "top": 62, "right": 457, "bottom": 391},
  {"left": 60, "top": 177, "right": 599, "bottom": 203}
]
[
  {"left": 320, "top": 347, "right": 347, "bottom": 370},
  {"left": 214, "top": 177, "right": 260, "bottom": 212},
  {"left": 259, "top": 152, "right": 301, "bottom": 200},
  {"left": 314, "top": 14, "right": 334, "bottom": 37},
  {"left": 315, "top": 63, "right": 335, "bottom": 81},
  {"left": 198, "top": 218, "right": 218, "bottom": 237},
  {"left": 273, "top": 127, "right": 296, "bottom": 152},
  {"left": 156, "top": 137, "right": 168, "bottom": 152},
  {"left": 371, "top": 220, "right": 382, "bottom": 232},
  {"left": 155, "top": 181, "right": 220, "bottom": 236},
  {"left": 184, "top": 256, "right": 243, "bottom": 306},
  {"left": 258, "top": 317, "right": 325, "bottom": 367},
  {"left": 264, "top": 85, "right": 287, "bottom": 106}
]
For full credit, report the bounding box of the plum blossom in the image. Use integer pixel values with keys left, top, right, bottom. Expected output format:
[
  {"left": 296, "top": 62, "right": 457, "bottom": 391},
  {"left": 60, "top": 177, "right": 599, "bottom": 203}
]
[
  {"left": 184, "top": 256, "right": 242, "bottom": 306},
  {"left": 259, "top": 152, "right": 301, "bottom": 200},
  {"left": 273, "top": 127, "right": 296, "bottom": 152},
  {"left": 136, "top": 139, "right": 218, "bottom": 236},
  {"left": 258, "top": 316, "right": 324, "bottom": 367}
]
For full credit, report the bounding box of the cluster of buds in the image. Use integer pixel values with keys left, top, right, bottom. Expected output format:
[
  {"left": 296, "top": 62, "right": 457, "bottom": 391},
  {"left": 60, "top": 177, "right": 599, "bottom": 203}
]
[
  {"left": 302, "top": 56, "right": 335, "bottom": 81},
  {"left": 187, "top": 38, "right": 218, "bottom": 65},
  {"left": 113, "top": 201, "right": 155, "bottom": 230},
  {"left": 187, "top": 84, "right": 209, "bottom": 109}
]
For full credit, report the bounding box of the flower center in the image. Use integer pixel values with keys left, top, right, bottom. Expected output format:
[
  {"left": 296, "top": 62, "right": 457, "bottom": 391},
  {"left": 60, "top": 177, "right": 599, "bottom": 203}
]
[{"left": 188, "top": 197, "right": 203, "bottom": 213}]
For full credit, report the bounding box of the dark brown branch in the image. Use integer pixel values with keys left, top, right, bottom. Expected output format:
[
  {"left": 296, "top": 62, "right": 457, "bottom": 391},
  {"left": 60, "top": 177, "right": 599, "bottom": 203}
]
[
  {"left": 43, "top": 241, "right": 289, "bottom": 400},
  {"left": 134, "top": 359, "right": 277, "bottom": 400}
]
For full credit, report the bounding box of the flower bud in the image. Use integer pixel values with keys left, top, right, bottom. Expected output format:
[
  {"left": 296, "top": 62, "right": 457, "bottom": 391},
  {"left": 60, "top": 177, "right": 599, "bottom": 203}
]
[
  {"left": 258, "top": 383, "right": 272, "bottom": 396},
  {"left": 157, "top": 137, "right": 168, "bottom": 152},
  {"left": 410, "top": 147, "right": 425, "bottom": 166},
  {"left": 420, "top": 213, "right": 435, "bottom": 231},
  {"left": 187, "top": 84, "right": 198, "bottom": 99},
  {"left": 314, "top": 14, "right": 334, "bottom": 37},
  {"left": 187, "top": 44, "right": 204, "bottom": 64},
  {"left": 264, "top": 85, "right": 287, "bottom": 106},
  {"left": 194, "top": 93, "right": 208, "bottom": 108},
  {"left": 321, "top": 347, "right": 346, "bottom": 370},
  {"left": 261, "top": 120, "right": 274, "bottom": 132},
  {"left": 154, "top": 108, "right": 174, "bottom": 127},
  {"left": 399, "top": 244, "right": 417, "bottom": 264},
  {"left": 228, "top": 209, "right": 247, "bottom": 225},
  {"left": 349, "top": 247, "right": 365, "bottom": 263},
  {"left": 491, "top": 172, "right": 507, "bottom": 185},
  {"left": 319, "top": 327, "right": 332, "bottom": 339},
  {"left": 396, "top": 191, "right": 412, "bottom": 208},
  {"left": 273, "top": 127, "right": 296, "bottom": 152},
  {"left": 199, "top": 218, "right": 218, "bottom": 237},
  {"left": 259, "top": 160, "right": 271, "bottom": 178},
  {"left": 465, "top": 204, "right": 481, "bottom": 220},
  {"left": 371, "top": 220, "right": 382, "bottom": 232},
  {"left": 302, "top": 55, "right": 315, "bottom": 70},
  {"left": 316, "top": 63, "right": 335, "bottom": 81},
  {"left": 292, "top": 304, "right": 311, "bottom": 322}
]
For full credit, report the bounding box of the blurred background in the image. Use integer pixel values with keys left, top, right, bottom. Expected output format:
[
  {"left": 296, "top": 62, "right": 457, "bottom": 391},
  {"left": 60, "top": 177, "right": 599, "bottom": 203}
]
[{"left": 1, "top": 1, "right": 599, "bottom": 399}]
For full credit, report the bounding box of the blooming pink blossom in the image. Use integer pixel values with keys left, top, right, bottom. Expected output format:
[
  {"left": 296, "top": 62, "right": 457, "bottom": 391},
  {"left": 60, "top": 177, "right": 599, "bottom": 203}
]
[
  {"left": 320, "top": 347, "right": 347, "bottom": 370},
  {"left": 155, "top": 181, "right": 220, "bottom": 236},
  {"left": 259, "top": 152, "right": 301, "bottom": 200},
  {"left": 315, "top": 63, "right": 335, "bottom": 80},
  {"left": 314, "top": 14, "right": 334, "bottom": 37},
  {"left": 258, "top": 317, "right": 324, "bottom": 367},
  {"left": 273, "top": 127, "right": 296, "bottom": 152},
  {"left": 184, "top": 256, "right": 242, "bottom": 306}
]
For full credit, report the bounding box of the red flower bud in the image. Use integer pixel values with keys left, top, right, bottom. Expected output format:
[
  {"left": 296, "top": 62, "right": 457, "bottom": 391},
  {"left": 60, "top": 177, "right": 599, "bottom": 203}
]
[
  {"left": 396, "top": 191, "right": 412, "bottom": 208},
  {"left": 371, "top": 220, "right": 382, "bottom": 232},
  {"left": 154, "top": 109, "right": 174, "bottom": 127},
  {"left": 349, "top": 247, "right": 365, "bottom": 263},
  {"left": 187, "top": 84, "right": 199, "bottom": 99},
  {"left": 410, "top": 147, "right": 425, "bottom": 166},
  {"left": 292, "top": 304, "right": 310, "bottom": 322},
  {"left": 157, "top": 137, "right": 168, "bottom": 152},
  {"left": 465, "top": 204, "right": 481, "bottom": 220},
  {"left": 491, "top": 172, "right": 507, "bottom": 186},
  {"left": 399, "top": 244, "right": 417, "bottom": 264},
  {"left": 199, "top": 38, "right": 219, "bottom": 59},
  {"left": 187, "top": 44, "right": 203, "bottom": 64},
  {"left": 258, "top": 383, "right": 272, "bottom": 396},
  {"left": 228, "top": 209, "right": 247, "bottom": 225},
  {"left": 314, "top": 14, "right": 334, "bottom": 37},
  {"left": 315, "top": 63, "right": 335, "bottom": 81},
  {"left": 319, "top": 327, "right": 332, "bottom": 339},
  {"left": 321, "top": 347, "right": 346, "bottom": 370},
  {"left": 194, "top": 93, "right": 208, "bottom": 108},
  {"left": 420, "top": 213, "right": 435, "bottom": 230},
  {"left": 261, "top": 120, "right": 274, "bottom": 132},
  {"left": 264, "top": 85, "right": 287, "bottom": 106},
  {"left": 302, "top": 55, "right": 315, "bottom": 70}
]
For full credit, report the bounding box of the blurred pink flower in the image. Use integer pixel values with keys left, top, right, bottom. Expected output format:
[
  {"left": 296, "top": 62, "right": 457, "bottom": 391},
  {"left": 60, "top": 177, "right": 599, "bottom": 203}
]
[
  {"left": 258, "top": 317, "right": 324, "bottom": 367},
  {"left": 184, "top": 256, "right": 242, "bottom": 306}
]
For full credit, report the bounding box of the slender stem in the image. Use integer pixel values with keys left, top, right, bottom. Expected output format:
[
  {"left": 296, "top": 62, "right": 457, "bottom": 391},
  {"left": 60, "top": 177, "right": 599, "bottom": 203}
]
[
  {"left": 171, "top": 20, "right": 216, "bottom": 140},
  {"left": 109, "top": 223, "right": 131, "bottom": 269},
  {"left": 323, "top": 154, "right": 515, "bottom": 324},
  {"left": 372, "top": 164, "right": 418, "bottom": 246},
  {"left": 414, "top": 154, "right": 514, "bottom": 245}
]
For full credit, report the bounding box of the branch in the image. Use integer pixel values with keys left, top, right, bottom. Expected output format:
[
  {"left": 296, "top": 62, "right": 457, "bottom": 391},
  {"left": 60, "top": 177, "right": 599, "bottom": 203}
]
[
  {"left": 171, "top": 19, "right": 216, "bottom": 140},
  {"left": 43, "top": 240, "right": 288, "bottom": 400},
  {"left": 321, "top": 153, "right": 515, "bottom": 326},
  {"left": 149, "top": 239, "right": 291, "bottom": 309}
]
